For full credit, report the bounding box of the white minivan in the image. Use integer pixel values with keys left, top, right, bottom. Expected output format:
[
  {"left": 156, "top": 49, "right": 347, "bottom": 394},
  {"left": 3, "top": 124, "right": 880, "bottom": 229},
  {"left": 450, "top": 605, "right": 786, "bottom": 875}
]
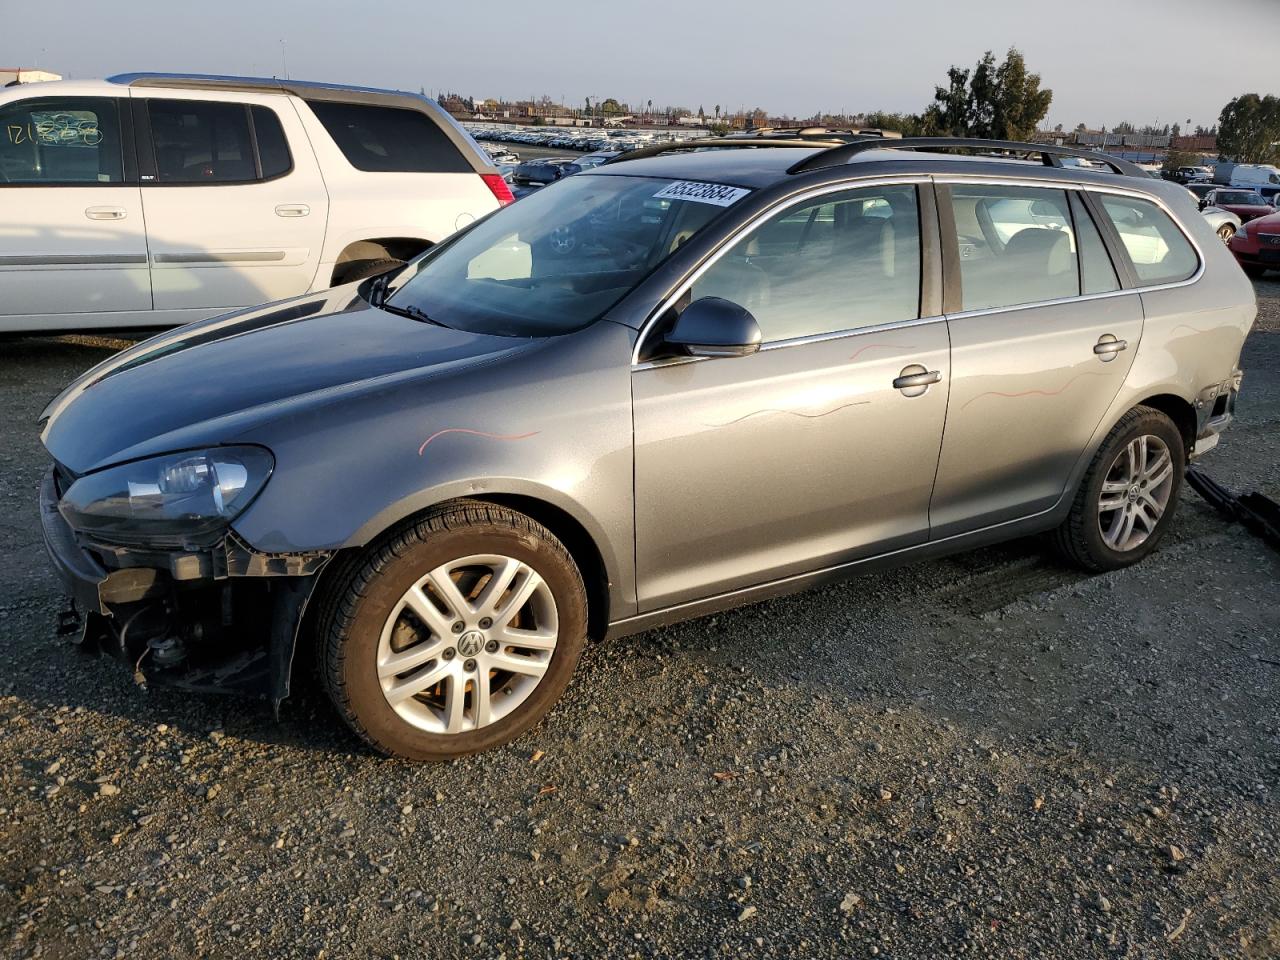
[{"left": 0, "top": 73, "right": 513, "bottom": 334}]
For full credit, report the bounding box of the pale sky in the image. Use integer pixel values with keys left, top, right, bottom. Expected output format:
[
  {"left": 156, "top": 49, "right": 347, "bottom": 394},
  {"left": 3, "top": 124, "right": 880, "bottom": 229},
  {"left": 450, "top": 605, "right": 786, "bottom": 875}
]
[{"left": 5, "top": 0, "right": 1278, "bottom": 129}]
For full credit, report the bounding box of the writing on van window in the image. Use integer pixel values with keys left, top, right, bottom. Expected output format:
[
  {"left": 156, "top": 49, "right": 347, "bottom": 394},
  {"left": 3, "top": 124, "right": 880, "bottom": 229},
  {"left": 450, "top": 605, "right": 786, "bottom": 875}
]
[{"left": 6, "top": 112, "right": 103, "bottom": 147}]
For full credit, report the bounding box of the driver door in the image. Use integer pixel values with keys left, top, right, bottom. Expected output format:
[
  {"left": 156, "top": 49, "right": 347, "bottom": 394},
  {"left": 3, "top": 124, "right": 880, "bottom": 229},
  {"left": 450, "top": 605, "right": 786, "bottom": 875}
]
[{"left": 632, "top": 183, "right": 950, "bottom": 610}]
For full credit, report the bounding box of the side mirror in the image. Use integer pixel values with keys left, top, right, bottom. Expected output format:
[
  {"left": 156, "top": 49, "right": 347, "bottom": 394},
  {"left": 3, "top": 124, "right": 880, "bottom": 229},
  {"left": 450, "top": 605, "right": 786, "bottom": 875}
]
[{"left": 664, "top": 297, "right": 763, "bottom": 358}]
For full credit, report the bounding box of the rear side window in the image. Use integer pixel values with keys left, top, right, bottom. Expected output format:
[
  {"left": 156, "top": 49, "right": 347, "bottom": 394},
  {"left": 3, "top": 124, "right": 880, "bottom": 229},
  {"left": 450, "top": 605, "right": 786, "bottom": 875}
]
[
  {"left": 251, "top": 105, "right": 292, "bottom": 179},
  {"left": 0, "top": 97, "right": 123, "bottom": 184},
  {"left": 148, "top": 100, "right": 257, "bottom": 183},
  {"left": 1097, "top": 195, "right": 1199, "bottom": 286},
  {"left": 949, "top": 185, "right": 1079, "bottom": 311},
  {"left": 306, "top": 101, "right": 471, "bottom": 173}
]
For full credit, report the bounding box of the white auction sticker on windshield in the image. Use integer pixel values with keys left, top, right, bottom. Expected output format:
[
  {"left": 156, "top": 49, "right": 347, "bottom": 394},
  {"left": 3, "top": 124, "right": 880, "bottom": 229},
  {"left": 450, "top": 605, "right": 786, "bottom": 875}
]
[{"left": 652, "top": 180, "right": 751, "bottom": 207}]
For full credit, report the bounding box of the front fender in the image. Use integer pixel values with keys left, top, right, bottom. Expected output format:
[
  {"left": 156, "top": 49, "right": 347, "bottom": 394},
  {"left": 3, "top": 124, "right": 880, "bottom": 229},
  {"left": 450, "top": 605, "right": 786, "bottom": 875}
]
[{"left": 229, "top": 320, "right": 638, "bottom": 615}]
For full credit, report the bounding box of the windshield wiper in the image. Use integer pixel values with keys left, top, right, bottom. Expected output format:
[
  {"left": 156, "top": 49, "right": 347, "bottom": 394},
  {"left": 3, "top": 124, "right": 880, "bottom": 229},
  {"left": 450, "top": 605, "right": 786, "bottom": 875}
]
[{"left": 378, "top": 300, "right": 445, "bottom": 327}]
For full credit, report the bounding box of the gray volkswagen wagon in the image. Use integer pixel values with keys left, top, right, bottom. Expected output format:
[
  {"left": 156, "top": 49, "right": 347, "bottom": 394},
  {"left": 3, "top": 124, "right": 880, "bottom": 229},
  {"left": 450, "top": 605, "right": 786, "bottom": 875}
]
[{"left": 39, "top": 136, "right": 1256, "bottom": 760}]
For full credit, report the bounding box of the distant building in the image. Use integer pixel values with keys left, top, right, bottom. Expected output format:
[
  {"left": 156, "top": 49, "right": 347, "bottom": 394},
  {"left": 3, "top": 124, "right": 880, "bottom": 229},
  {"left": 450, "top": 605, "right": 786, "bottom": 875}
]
[{"left": 1, "top": 68, "right": 61, "bottom": 86}]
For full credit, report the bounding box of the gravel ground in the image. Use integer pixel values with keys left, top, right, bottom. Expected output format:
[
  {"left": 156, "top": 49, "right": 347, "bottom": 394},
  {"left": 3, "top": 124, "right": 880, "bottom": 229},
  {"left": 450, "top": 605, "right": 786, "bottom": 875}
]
[{"left": 1, "top": 281, "right": 1277, "bottom": 959}]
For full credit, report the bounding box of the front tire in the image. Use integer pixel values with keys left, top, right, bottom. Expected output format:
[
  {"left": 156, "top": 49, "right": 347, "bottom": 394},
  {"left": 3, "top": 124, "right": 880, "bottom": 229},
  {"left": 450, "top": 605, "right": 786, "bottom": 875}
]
[
  {"left": 318, "top": 501, "right": 587, "bottom": 760},
  {"left": 1241, "top": 264, "right": 1268, "bottom": 280},
  {"left": 1053, "top": 406, "right": 1184, "bottom": 572},
  {"left": 1216, "top": 222, "right": 1236, "bottom": 243}
]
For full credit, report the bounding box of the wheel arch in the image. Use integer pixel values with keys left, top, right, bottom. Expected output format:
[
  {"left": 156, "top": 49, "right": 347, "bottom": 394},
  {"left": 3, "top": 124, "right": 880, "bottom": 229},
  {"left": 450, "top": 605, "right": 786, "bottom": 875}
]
[
  {"left": 329, "top": 237, "right": 434, "bottom": 284},
  {"left": 1131, "top": 392, "right": 1197, "bottom": 459},
  {"left": 341, "top": 482, "right": 624, "bottom": 640}
]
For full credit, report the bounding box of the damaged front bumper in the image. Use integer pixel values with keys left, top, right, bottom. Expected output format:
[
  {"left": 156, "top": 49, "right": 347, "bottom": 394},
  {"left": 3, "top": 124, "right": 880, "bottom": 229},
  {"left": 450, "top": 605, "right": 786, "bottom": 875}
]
[{"left": 39, "top": 468, "right": 333, "bottom": 703}]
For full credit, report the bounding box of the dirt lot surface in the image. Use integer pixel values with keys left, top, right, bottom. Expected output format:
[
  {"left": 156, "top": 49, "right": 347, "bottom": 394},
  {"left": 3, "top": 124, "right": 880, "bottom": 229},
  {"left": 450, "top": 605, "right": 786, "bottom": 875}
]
[{"left": 1, "top": 280, "right": 1277, "bottom": 959}]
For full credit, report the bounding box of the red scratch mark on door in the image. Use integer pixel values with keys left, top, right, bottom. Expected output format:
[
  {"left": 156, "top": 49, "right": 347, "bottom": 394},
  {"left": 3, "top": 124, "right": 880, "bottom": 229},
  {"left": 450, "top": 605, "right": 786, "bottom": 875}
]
[
  {"left": 960, "top": 371, "right": 1111, "bottom": 411},
  {"left": 848, "top": 342, "right": 915, "bottom": 363},
  {"left": 418, "top": 428, "right": 540, "bottom": 457}
]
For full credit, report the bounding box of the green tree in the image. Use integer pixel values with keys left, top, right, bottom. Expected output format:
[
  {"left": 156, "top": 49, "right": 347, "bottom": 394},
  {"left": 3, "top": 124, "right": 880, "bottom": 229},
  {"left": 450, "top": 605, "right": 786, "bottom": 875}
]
[
  {"left": 1217, "top": 93, "right": 1280, "bottom": 163},
  {"left": 923, "top": 48, "right": 1053, "bottom": 141},
  {"left": 601, "top": 97, "right": 623, "bottom": 115},
  {"left": 921, "top": 65, "right": 973, "bottom": 136}
]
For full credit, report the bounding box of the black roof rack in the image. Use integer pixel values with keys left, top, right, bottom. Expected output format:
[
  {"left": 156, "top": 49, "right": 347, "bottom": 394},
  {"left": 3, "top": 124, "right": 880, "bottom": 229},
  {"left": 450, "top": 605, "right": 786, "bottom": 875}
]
[
  {"left": 601, "top": 136, "right": 846, "bottom": 166},
  {"left": 787, "top": 137, "right": 1147, "bottom": 177}
]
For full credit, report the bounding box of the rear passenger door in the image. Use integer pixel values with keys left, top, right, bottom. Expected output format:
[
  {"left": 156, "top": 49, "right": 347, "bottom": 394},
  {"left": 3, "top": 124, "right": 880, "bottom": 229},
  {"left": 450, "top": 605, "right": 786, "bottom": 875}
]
[
  {"left": 930, "top": 182, "right": 1144, "bottom": 537},
  {"left": 134, "top": 93, "right": 328, "bottom": 313}
]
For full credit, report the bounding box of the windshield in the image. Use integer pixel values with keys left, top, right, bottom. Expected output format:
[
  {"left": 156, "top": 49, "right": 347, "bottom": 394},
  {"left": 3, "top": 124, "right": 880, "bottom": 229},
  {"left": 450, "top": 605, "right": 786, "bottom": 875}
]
[
  {"left": 386, "top": 174, "right": 745, "bottom": 337},
  {"left": 1219, "top": 191, "right": 1264, "bottom": 205}
]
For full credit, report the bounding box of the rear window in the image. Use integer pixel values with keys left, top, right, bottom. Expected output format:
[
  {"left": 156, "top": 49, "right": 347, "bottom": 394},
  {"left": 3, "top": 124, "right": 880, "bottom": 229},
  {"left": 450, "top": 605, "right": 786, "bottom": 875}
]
[
  {"left": 306, "top": 101, "right": 471, "bottom": 173},
  {"left": 1097, "top": 195, "right": 1199, "bottom": 286}
]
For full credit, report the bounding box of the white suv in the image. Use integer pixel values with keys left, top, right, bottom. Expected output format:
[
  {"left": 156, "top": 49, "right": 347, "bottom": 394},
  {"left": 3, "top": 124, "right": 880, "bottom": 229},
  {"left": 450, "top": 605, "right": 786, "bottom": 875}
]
[{"left": 0, "top": 73, "right": 513, "bottom": 334}]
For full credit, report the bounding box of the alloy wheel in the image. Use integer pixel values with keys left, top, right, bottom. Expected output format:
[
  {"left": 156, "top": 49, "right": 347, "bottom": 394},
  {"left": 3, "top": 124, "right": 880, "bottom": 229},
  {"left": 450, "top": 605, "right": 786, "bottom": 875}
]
[
  {"left": 1097, "top": 435, "right": 1175, "bottom": 552},
  {"left": 1217, "top": 223, "right": 1236, "bottom": 243},
  {"left": 376, "top": 554, "right": 558, "bottom": 734}
]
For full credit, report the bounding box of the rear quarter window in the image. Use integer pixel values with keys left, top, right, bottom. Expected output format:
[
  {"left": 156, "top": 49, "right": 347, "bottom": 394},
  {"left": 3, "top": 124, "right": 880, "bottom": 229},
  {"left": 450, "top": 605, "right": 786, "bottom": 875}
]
[
  {"left": 306, "top": 101, "right": 472, "bottom": 173},
  {"left": 1097, "top": 195, "right": 1199, "bottom": 286}
]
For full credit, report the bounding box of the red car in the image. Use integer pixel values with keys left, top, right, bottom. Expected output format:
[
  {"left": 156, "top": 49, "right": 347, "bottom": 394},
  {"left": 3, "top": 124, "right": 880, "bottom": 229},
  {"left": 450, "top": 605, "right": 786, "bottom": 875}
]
[
  {"left": 1228, "top": 209, "right": 1280, "bottom": 278},
  {"left": 1204, "top": 188, "right": 1276, "bottom": 223}
]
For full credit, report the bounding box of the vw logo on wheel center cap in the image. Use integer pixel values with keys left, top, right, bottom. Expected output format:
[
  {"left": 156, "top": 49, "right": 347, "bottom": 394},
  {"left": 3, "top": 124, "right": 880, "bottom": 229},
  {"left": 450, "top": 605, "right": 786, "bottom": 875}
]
[{"left": 457, "top": 630, "right": 485, "bottom": 657}]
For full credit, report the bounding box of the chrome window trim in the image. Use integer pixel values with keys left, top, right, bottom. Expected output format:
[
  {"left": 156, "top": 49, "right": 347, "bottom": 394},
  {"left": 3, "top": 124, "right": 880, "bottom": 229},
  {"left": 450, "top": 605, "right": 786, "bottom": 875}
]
[
  {"left": 945, "top": 286, "right": 1138, "bottom": 322},
  {"left": 631, "top": 175, "right": 931, "bottom": 366},
  {"left": 632, "top": 313, "right": 947, "bottom": 371},
  {"left": 936, "top": 174, "right": 1206, "bottom": 299}
]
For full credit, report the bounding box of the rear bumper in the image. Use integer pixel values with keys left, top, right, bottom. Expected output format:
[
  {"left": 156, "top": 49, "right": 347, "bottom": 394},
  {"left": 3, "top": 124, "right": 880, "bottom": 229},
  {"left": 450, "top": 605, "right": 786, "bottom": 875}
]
[
  {"left": 1190, "top": 370, "right": 1242, "bottom": 460},
  {"left": 39, "top": 469, "right": 109, "bottom": 615}
]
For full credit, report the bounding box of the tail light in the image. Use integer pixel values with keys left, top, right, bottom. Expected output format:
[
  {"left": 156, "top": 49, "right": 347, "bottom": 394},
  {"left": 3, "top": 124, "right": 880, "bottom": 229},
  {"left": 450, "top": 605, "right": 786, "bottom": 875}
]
[{"left": 481, "top": 173, "right": 514, "bottom": 206}]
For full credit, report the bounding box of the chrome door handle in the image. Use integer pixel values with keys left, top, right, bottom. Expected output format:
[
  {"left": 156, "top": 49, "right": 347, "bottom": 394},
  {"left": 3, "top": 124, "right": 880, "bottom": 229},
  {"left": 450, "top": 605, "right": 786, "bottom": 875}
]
[
  {"left": 274, "top": 204, "right": 310, "bottom": 217},
  {"left": 893, "top": 368, "right": 942, "bottom": 391},
  {"left": 1093, "top": 335, "right": 1128, "bottom": 361},
  {"left": 85, "top": 206, "right": 127, "bottom": 221}
]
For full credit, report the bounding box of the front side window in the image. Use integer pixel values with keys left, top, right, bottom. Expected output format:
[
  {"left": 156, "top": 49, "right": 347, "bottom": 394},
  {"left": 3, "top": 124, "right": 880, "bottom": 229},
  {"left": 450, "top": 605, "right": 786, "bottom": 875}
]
[
  {"left": 387, "top": 174, "right": 740, "bottom": 337},
  {"left": 1097, "top": 195, "right": 1199, "bottom": 286},
  {"left": 949, "top": 185, "right": 1079, "bottom": 312},
  {"left": 690, "top": 185, "right": 921, "bottom": 342},
  {"left": 307, "top": 101, "right": 471, "bottom": 173},
  {"left": 148, "top": 100, "right": 258, "bottom": 183},
  {"left": 0, "top": 97, "right": 122, "bottom": 184}
]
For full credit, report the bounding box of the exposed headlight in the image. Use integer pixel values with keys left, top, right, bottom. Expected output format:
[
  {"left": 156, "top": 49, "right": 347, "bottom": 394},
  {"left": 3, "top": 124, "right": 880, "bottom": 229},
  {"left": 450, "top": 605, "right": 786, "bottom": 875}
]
[{"left": 58, "top": 446, "right": 273, "bottom": 546}]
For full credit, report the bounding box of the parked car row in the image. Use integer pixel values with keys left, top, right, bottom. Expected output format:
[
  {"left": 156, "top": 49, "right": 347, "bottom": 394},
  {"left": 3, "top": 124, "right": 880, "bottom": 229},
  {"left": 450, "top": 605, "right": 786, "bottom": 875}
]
[{"left": 465, "top": 122, "right": 697, "bottom": 155}]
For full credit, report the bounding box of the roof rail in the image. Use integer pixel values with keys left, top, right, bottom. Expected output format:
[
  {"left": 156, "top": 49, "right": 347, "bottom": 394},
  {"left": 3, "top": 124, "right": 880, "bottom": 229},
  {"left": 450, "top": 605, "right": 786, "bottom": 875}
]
[
  {"left": 786, "top": 137, "right": 1147, "bottom": 177},
  {"left": 601, "top": 137, "right": 846, "bottom": 166}
]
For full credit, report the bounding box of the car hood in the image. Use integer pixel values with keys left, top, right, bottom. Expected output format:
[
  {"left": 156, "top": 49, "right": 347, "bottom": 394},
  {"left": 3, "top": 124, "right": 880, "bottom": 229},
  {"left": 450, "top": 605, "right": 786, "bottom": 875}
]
[
  {"left": 41, "top": 287, "right": 534, "bottom": 474},
  {"left": 1220, "top": 203, "right": 1275, "bottom": 220},
  {"left": 1244, "top": 211, "right": 1280, "bottom": 232}
]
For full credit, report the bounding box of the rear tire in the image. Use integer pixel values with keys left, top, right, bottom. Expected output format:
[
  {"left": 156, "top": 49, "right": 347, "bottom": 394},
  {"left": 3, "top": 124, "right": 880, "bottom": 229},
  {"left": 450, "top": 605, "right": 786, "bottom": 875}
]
[
  {"left": 317, "top": 500, "right": 587, "bottom": 760},
  {"left": 333, "top": 257, "right": 404, "bottom": 286},
  {"left": 1052, "top": 406, "right": 1184, "bottom": 572},
  {"left": 1216, "top": 222, "right": 1236, "bottom": 243}
]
